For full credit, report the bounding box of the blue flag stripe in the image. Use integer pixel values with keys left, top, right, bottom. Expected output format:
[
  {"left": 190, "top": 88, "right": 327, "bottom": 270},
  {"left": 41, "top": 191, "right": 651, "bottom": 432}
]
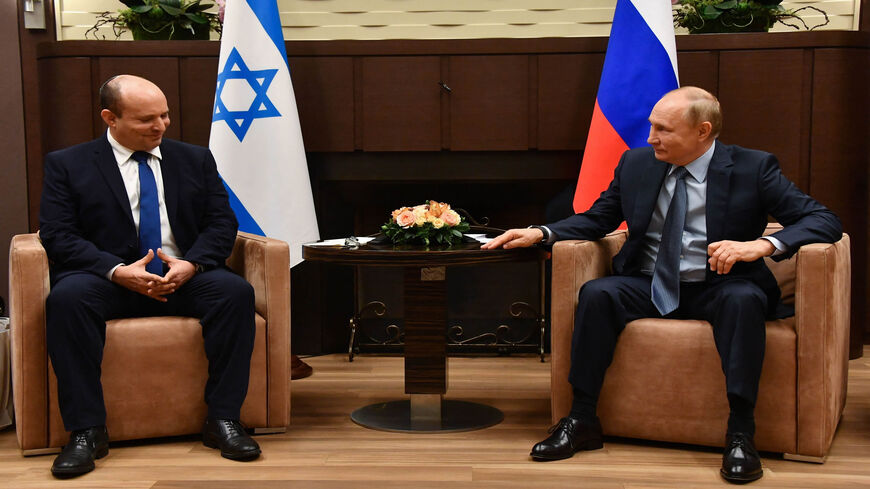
[
  {"left": 596, "top": 0, "right": 679, "bottom": 149},
  {"left": 223, "top": 181, "right": 265, "bottom": 236},
  {"left": 245, "top": 0, "right": 290, "bottom": 71}
]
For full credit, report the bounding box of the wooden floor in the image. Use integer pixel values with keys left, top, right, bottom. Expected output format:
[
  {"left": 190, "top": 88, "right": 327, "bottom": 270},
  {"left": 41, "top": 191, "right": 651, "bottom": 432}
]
[{"left": 2, "top": 349, "right": 870, "bottom": 488}]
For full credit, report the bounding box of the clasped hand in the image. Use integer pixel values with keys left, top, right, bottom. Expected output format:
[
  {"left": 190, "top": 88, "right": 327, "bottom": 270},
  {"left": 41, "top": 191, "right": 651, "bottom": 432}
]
[{"left": 111, "top": 248, "right": 196, "bottom": 302}]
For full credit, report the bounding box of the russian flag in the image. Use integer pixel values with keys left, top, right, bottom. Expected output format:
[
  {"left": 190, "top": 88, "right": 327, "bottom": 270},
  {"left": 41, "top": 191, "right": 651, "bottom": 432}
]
[{"left": 572, "top": 0, "right": 679, "bottom": 214}]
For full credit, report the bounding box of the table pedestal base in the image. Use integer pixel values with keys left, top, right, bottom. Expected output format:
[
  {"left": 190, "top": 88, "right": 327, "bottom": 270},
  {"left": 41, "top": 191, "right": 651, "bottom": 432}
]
[{"left": 350, "top": 395, "right": 503, "bottom": 433}]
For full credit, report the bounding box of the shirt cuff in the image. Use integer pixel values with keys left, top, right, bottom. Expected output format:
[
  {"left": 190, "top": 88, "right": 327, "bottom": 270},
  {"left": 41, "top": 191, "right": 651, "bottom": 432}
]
[
  {"left": 761, "top": 236, "right": 786, "bottom": 256},
  {"left": 107, "top": 263, "right": 123, "bottom": 280}
]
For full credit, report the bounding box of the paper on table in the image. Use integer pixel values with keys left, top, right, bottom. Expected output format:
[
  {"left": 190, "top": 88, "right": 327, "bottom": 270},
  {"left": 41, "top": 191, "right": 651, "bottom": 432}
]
[
  {"left": 466, "top": 234, "right": 493, "bottom": 244},
  {"left": 306, "top": 237, "right": 376, "bottom": 247}
]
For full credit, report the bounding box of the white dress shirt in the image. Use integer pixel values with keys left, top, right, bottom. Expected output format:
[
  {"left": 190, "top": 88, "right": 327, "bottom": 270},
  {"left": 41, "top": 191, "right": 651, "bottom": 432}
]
[{"left": 106, "top": 130, "right": 181, "bottom": 278}]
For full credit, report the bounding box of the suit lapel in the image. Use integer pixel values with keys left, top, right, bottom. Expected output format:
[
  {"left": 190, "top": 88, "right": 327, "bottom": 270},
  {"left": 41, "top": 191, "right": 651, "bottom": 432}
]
[
  {"left": 631, "top": 157, "right": 669, "bottom": 235},
  {"left": 94, "top": 136, "right": 135, "bottom": 227},
  {"left": 159, "top": 143, "right": 180, "bottom": 229},
  {"left": 705, "top": 142, "right": 733, "bottom": 244}
]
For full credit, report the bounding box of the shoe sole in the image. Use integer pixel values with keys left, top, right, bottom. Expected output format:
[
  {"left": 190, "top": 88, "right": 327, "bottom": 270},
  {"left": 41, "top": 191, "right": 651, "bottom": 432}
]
[
  {"left": 50, "top": 445, "right": 109, "bottom": 477},
  {"left": 203, "top": 436, "right": 261, "bottom": 461},
  {"left": 720, "top": 468, "right": 763, "bottom": 484},
  {"left": 530, "top": 439, "right": 604, "bottom": 461}
]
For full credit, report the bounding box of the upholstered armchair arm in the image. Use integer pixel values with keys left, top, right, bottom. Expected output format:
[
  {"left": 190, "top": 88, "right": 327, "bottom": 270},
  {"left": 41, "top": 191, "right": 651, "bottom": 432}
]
[
  {"left": 549, "top": 231, "right": 628, "bottom": 423},
  {"left": 226, "top": 232, "right": 291, "bottom": 428},
  {"left": 9, "top": 233, "right": 51, "bottom": 451},
  {"left": 793, "top": 233, "right": 851, "bottom": 459}
]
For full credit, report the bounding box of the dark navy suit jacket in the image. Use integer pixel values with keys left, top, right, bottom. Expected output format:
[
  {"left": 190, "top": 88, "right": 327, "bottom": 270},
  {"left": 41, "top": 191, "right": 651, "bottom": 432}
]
[
  {"left": 39, "top": 135, "right": 238, "bottom": 282},
  {"left": 546, "top": 143, "right": 842, "bottom": 317}
]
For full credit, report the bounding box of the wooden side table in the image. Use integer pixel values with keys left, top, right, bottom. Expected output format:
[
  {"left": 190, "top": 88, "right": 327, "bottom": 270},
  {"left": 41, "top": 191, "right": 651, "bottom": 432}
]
[{"left": 302, "top": 241, "right": 548, "bottom": 432}]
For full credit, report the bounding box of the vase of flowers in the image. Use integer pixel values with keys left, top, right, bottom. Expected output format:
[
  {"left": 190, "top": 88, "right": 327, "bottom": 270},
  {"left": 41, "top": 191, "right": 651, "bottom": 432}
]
[
  {"left": 86, "top": 0, "right": 221, "bottom": 40},
  {"left": 672, "top": 0, "right": 828, "bottom": 34},
  {"left": 381, "top": 201, "right": 471, "bottom": 247}
]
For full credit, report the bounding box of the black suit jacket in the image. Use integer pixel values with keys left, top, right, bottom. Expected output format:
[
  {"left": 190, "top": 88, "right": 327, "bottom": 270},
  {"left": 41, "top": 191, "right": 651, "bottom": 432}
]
[
  {"left": 547, "top": 142, "right": 842, "bottom": 316},
  {"left": 39, "top": 135, "right": 238, "bottom": 281}
]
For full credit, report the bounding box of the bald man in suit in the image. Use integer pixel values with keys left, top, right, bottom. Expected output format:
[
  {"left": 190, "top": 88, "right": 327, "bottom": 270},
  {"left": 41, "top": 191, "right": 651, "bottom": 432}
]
[{"left": 40, "top": 75, "right": 261, "bottom": 477}]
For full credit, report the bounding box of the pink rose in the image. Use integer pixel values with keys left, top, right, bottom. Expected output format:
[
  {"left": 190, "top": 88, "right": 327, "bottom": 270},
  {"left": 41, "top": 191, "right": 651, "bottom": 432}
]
[
  {"left": 442, "top": 209, "right": 460, "bottom": 226},
  {"left": 396, "top": 210, "right": 416, "bottom": 228}
]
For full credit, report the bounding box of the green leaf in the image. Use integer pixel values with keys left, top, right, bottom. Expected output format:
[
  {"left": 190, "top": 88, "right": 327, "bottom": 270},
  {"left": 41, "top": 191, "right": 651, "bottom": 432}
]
[
  {"left": 131, "top": 5, "right": 152, "bottom": 13},
  {"left": 158, "top": 1, "right": 182, "bottom": 15},
  {"left": 703, "top": 5, "right": 724, "bottom": 18},
  {"left": 451, "top": 229, "right": 462, "bottom": 237},
  {"left": 716, "top": 0, "right": 738, "bottom": 9},
  {"left": 119, "top": 0, "right": 146, "bottom": 8},
  {"left": 185, "top": 12, "right": 207, "bottom": 23},
  {"left": 187, "top": 2, "right": 213, "bottom": 12}
]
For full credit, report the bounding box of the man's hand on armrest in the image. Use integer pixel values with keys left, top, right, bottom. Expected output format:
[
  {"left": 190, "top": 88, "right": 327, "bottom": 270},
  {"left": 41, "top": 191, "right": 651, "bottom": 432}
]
[
  {"left": 481, "top": 228, "right": 544, "bottom": 250},
  {"left": 707, "top": 239, "right": 776, "bottom": 275}
]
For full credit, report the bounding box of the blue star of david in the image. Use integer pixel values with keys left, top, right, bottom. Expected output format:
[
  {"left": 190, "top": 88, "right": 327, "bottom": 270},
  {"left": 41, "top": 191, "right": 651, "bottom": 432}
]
[{"left": 213, "top": 48, "right": 281, "bottom": 142}]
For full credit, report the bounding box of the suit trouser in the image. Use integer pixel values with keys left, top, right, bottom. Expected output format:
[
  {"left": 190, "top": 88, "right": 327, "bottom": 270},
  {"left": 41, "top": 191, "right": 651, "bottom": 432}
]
[
  {"left": 568, "top": 274, "right": 767, "bottom": 407},
  {"left": 46, "top": 268, "right": 256, "bottom": 432}
]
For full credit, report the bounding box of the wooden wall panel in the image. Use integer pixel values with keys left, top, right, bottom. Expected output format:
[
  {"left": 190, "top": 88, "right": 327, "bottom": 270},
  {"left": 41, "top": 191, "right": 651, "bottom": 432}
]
[
  {"left": 361, "top": 56, "right": 441, "bottom": 151},
  {"left": 677, "top": 51, "right": 718, "bottom": 96},
  {"left": 179, "top": 57, "right": 218, "bottom": 147},
  {"left": 95, "top": 57, "right": 182, "bottom": 141},
  {"left": 537, "top": 53, "right": 604, "bottom": 150},
  {"left": 811, "top": 48, "right": 870, "bottom": 354},
  {"left": 289, "top": 56, "right": 355, "bottom": 152},
  {"left": 38, "top": 58, "right": 95, "bottom": 154},
  {"left": 449, "top": 55, "right": 529, "bottom": 151},
  {"left": 718, "top": 50, "right": 806, "bottom": 186}
]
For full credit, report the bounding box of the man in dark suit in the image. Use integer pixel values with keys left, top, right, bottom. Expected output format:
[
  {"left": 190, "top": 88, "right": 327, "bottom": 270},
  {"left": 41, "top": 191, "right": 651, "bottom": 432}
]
[
  {"left": 39, "top": 75, "right": 261, "bottom": 477},
  {"left": 483, "top": 86, "right": 841, "bottom": 484}
]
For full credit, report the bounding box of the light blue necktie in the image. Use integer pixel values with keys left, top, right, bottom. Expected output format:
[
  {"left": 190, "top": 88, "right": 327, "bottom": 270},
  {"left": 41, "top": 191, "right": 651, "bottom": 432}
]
[
  {"left": 651, "top": 166, "right": 689, "bottom": 316},
  {"left": 132, "top": 151, "right": 163, "bottom": 275}
]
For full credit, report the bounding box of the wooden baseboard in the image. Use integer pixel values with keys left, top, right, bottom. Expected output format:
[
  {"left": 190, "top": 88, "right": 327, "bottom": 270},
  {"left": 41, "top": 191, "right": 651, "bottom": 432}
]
[
  {"left": 21, "top": 447, "right": 61, "bottom": 457},
  {"left": 784, "top": 452, "right": 827, "bottom": 464}
]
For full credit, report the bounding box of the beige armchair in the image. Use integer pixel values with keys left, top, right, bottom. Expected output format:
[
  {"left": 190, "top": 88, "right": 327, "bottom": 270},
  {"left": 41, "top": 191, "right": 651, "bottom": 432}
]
[
  {"left": 550, "top": 224, "right": 850, "bottom": 462},
  {"left": 9, "top": 232, "right": 290, "bottom": 455}
]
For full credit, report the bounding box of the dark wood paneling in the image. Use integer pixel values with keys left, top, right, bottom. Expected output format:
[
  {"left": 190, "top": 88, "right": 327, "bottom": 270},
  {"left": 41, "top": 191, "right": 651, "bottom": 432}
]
[
  {"left": 360, "top": 56, "right": 441, "bottom": 151},
  {"left": 179, "top": 57, "right": 218, "bottom": 147},
  {"left": 289, "top": 56, "right": 354, "bottom": 152},
  {"left": 95, "top": 57, "right": 182, "bottom": 141},
  {"left": 677, "top": 51, "right": 718, "bottom": 95},
  {"left": 38, "top": 58, "right": 94, "bottom": 153},
  {"left": 404, "top": 266, "right": 448, "bottom": 394},
  {"left": 449, "top": 55, "right": 529, "bottom": 150},
  {"left": 537, "top": 53, "right": 604, "bottom": 150},
  {"left": 718, "top": 50, "right": 805, "bottom": 186},
  {"left": 811, "top": 48, "right": 870, "bottom": 355},
  {"left": 0, "top": 0, "right": 28, "bottom": 305}
]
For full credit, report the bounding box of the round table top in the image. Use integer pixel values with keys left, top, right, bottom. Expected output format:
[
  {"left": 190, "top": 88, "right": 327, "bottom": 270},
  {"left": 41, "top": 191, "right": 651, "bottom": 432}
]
[{"left": 302, "top": 240, "right": 548, "bottom": 267}]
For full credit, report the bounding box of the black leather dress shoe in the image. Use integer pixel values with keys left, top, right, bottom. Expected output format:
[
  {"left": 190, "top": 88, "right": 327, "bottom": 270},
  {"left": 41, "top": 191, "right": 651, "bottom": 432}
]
[
  {"left": 203, "top": 418, "right": 261, "bottom": 461},
  {"left": 530, "top": 416, "right": 603, "bottom": 461},
  {"left": 51, "top": 426, "right": 109, "bottom": 478},
  {"left": 721, "top": 432, "right": 763, "bottom": 484}
]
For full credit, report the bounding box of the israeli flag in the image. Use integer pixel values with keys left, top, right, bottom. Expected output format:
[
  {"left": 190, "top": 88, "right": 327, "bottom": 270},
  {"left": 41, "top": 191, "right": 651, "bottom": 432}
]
[{"left": 209, "top": 0, "right": 319, "bottom": 267}]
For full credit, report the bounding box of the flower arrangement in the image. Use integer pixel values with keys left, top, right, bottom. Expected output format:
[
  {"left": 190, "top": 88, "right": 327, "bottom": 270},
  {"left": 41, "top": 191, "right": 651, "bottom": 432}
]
[
  {"left": 381, "top": 201, "right": 470, "bottom": 246},
  {"left": 673, "top": 0, "right": 828, "bottom": 34},
  {"left": 86, "top": 0, "right": 221, "bottom": 40}
]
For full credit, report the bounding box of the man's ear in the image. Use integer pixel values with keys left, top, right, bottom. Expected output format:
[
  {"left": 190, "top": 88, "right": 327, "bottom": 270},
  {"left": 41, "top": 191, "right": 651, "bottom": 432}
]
[
  {"left": 698, "top": 121, "right": 713, "bottom": 140},
  {"left": 100, "top": 108, "right": 117, "bottom": 127}
]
